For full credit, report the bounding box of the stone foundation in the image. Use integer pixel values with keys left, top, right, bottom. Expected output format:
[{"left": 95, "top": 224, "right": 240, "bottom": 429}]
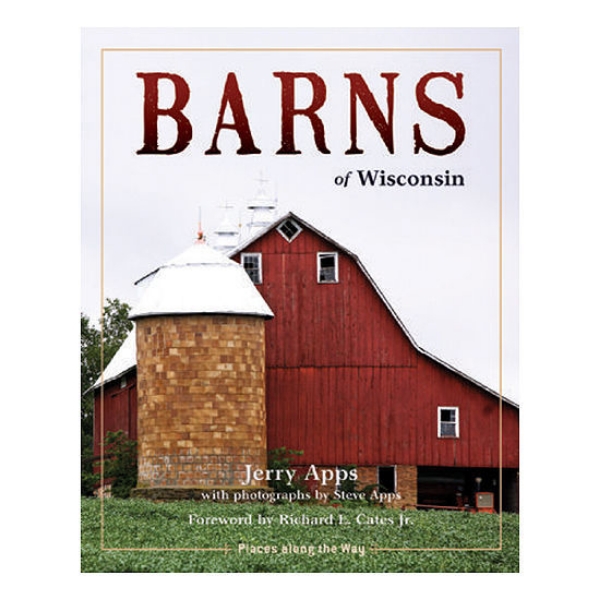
[
  {"left": 356, "top": 465, "right": 417, "bottom": 509},
  {"left": 303, "top": 464, "right": 418, "bottom": 509},
  {"left": 131, "top": 486, "right": 271, "bottom": 501}
]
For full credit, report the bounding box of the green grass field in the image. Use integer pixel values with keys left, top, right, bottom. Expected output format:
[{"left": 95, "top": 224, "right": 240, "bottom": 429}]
[{"left": 81, "top": 498, "right": 518, "bottom": 572}]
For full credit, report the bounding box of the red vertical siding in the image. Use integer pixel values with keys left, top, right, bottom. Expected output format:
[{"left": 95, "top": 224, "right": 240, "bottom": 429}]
[
  {"left": 93, "top": 374, "right": 137, "bottom": 458},
  {"left": 96, "top": 216, "right": 518, "bottom": 473},
  {"left": 415, "top": 354, "right": 518, "bottom": 468},
  {"left": 235, "top": 220, "right": 519, "bottom": 470},
  {"left": 242, "top": 226, "right": 416, "bottom": 369}
]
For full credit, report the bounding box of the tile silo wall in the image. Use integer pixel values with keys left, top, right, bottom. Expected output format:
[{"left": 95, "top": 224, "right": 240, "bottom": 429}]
[{"left": 135, "top": 314, "right": 267, "bottom": 488}]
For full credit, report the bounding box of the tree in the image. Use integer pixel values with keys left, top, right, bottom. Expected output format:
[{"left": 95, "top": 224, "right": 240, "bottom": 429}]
[
  {"left": 81, "top": 298, "right": 133, "bottom": 495},
  {"left": 101, "top": 297, "right": 134, "bottom": 361}
]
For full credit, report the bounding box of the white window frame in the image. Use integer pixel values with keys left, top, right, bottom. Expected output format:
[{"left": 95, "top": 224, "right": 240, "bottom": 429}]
[
  {"left": 317, "top": 252, "right": 339, "bottom": 283},
  {"left": 437, "top": 406, "right": 460, "bottom": 438},
  {"left": 276, "top": 218, "right": 302, "bottom": 243},
  {"left": 241, "top": 252, "right": 263, "bottom": 285}
]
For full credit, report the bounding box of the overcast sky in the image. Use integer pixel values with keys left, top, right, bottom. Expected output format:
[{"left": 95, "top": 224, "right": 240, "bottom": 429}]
[{"left": 81, "top": 28, "right": 519, "bottom": 401}]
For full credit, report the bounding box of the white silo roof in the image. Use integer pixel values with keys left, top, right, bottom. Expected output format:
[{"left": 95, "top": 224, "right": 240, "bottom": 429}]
[{"left": 129, "top": 241, "right": 274, "bottom": 320}]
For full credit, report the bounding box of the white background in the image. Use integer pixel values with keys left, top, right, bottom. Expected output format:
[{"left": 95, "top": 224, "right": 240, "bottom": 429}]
[{"left": 2, "top": 0, "right": 598, "bottom": 596}]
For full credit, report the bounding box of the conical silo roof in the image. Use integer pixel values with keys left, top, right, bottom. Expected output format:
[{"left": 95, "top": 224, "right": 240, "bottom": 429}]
[{"left": 129, "top": 240, "right": 273, "bottom": 320}]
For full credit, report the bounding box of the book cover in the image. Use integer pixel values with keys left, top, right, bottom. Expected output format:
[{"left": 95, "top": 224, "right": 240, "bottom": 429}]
[{"left": 81, "top": 27, "right": 519, "bottom": 573}]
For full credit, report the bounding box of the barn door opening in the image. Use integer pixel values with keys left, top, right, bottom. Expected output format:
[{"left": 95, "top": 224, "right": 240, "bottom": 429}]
[
  {"left": 378, "top": 466, "right": 396, "bottom": 493},
  {"left": 417, "top": 466, "right": 519, "bottom": 513}
]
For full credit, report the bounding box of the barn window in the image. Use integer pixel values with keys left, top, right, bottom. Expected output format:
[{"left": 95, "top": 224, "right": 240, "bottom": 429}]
[
  {"left": 317, "top": 252, "right": 338, "bottom": 283},
  {"left": 277, "top": 218, "right": 302, "bottom": 242},
  {"left": 241, "top": 253, "right": 262, "bottom": 284},
  {"left": 120, "top": 375, "right": 127, "bottom": 389},
  {"left": 438, "top": 407, "right": 459, "bottom": 438},
  {"left": 378, "top": 466, "right": 396, "bottom": 493}
]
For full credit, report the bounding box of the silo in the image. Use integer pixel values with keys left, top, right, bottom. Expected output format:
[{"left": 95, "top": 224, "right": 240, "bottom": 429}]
[{"left": 129, "top": 235, "right": 273, "bottom": 497}]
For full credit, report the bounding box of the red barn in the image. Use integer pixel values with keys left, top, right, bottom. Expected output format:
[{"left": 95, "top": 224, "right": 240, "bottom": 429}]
[
  {"left": 92, "top": 333, "right": 137, "bottom": 462},
  {"left": 93, "top": 211, "right": 519, "bottom": 511}
]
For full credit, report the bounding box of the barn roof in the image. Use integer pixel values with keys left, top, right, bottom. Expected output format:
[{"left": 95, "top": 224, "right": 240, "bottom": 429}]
[
  {"left": 92, "top": 328, "right": 136, "bottom": 389},
  {"left": 230, "top": 211, "right": 518, "bottom": 409}
]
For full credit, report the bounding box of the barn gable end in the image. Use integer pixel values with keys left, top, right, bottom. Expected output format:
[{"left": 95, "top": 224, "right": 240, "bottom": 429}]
[
  {"left": 231, "top": 212, "right": 519, "bottom": 510},
  {"left": 230, "top": 212, "right": 517, "bottom": 467}
]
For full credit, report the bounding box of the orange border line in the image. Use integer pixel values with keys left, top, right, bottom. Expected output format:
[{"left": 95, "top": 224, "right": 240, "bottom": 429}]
[
  {"left": 98, "top": 45, "right": 507, "bottom": 554},
  {"left": 102, "top": 547, "right": 232, "bottom": 552},
  {"left": 99, "top": 46, "right": 106, "bottom": 551},
  {"left": 101, "top": 47, "right": 502, "bottom": 52},
  {"left": 498, "top": 47, "right": 504, "bottom": 550}
]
